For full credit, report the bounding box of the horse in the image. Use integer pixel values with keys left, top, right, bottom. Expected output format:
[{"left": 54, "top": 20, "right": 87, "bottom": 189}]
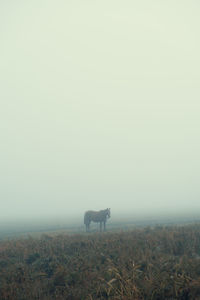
[{"left": 84, "top": 208, "right": 111, "bottom": 232}]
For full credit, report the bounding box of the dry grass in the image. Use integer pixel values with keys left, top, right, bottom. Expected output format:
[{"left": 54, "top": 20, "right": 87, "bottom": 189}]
[{"left": 0, "top": 224, "right": 200, "bottom": 299}]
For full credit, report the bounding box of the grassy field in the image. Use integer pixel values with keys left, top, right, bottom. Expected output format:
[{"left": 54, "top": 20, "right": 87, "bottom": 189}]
[{"left": 0, "top": 223, "right": 200, "bottom": 299}]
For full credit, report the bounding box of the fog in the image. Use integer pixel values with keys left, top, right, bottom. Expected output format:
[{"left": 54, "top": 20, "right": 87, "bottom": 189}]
[{"left": 1, "top": 1, "right": 200, "bottom": 223}]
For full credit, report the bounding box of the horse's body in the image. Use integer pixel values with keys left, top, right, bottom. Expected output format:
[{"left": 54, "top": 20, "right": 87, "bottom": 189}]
[{"left": 84, "top": 208, "right": 111, "bottom": 232}]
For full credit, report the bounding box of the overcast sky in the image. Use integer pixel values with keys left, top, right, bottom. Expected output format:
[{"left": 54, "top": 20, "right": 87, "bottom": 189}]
[{"left": 1, "top": 0, "right": 200, "bottom": 222}]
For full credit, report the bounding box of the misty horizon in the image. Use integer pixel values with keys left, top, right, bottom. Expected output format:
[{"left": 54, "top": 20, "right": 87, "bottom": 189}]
[{"left": 1, "top": 0, "right": 200, "bottom": 223}]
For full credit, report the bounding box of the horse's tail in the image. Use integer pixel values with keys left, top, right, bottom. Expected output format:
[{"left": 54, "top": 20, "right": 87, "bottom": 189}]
[{"left": 84, "top": 212, "right": 88, "bottom": 225}]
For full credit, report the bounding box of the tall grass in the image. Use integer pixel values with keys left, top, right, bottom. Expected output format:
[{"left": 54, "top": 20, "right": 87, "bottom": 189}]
[{"left": 0, "top": 224, "right": 200, "bottom": 299}]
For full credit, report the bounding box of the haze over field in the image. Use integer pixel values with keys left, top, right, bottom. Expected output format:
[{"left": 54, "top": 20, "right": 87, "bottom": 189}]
[{"left": 1, "top": 1, "right": 200, "bottom": 223}]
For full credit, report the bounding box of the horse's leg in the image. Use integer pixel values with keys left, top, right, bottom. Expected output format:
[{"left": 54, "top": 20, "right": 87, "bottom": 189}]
[
  {"left": 100, "top": 222, "right": 102, "bottom": 232},
  {"left": 104, "top": 221, "right": 106, "bottom": 231}
]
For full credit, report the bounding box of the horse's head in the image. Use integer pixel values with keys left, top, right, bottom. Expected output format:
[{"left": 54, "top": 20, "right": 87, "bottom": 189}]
[{"left": 106, "top": 208, "right": 111, "bottom": 218}]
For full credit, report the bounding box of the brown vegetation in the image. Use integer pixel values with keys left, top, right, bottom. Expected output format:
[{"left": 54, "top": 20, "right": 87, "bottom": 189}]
[{"left": 0, "top": 224, "right": 200, "bottom": 299}]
